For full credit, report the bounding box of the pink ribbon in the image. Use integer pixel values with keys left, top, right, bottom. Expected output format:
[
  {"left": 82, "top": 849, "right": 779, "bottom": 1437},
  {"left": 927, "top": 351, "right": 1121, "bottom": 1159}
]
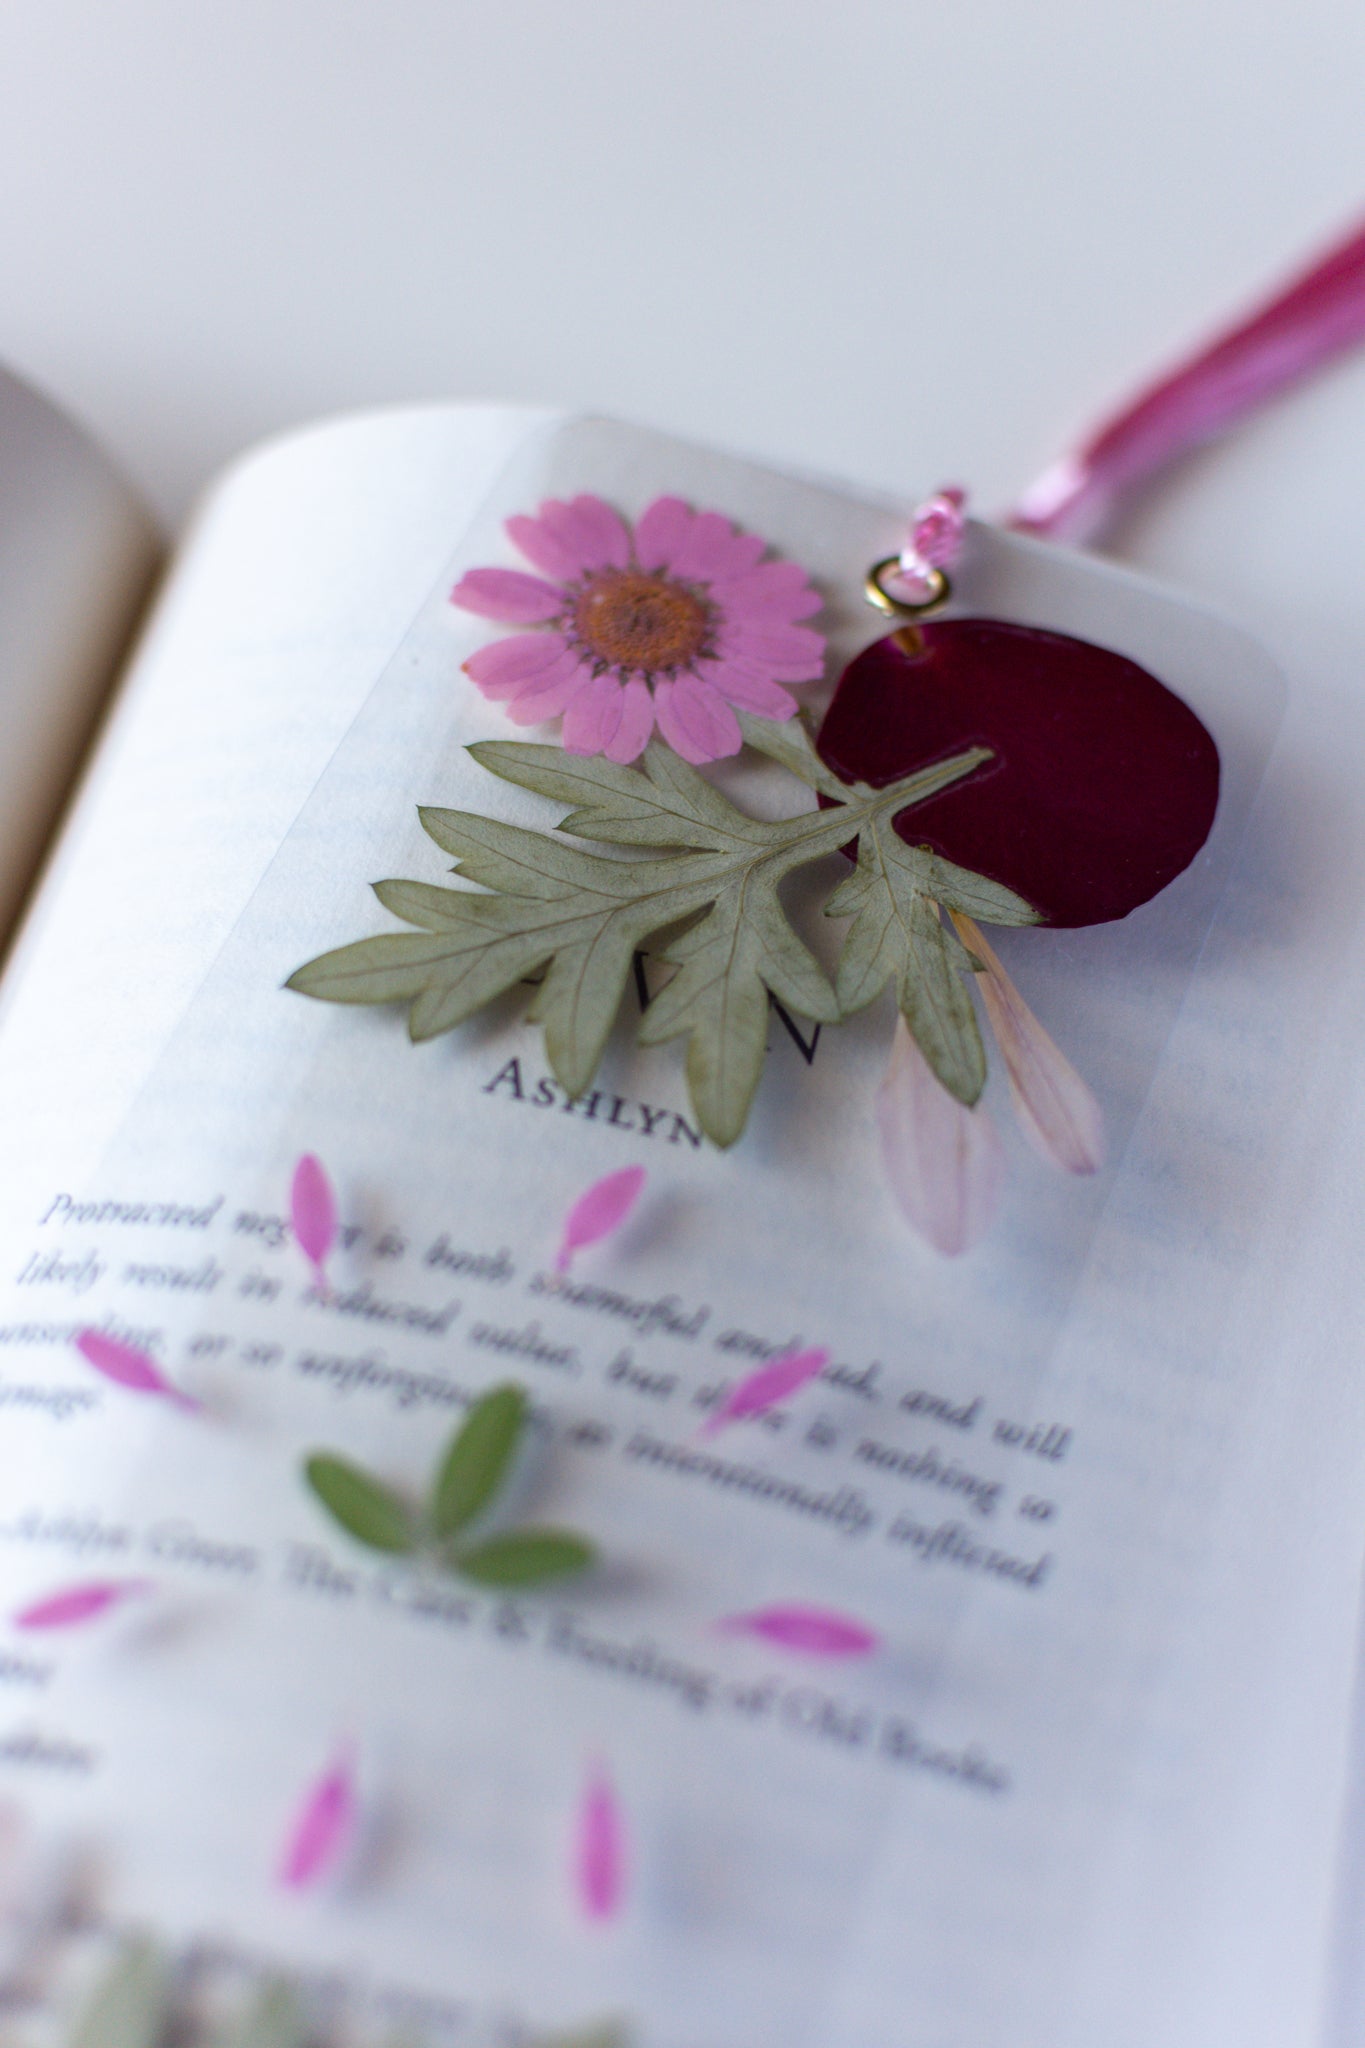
[{"left": 1008, "top": 214, "right": 1365, "bottom": 545}]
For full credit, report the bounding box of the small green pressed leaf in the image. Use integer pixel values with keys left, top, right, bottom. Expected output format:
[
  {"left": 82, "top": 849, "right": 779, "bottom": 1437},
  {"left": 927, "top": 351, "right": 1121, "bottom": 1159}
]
[
  {"left": 430, "top": 1382, "right": 526, "bottom": 1539},
  {"left": 451, "top": 1528, "right": 595, "bottom": 1589},
  {"left": 529, "top": 2025, "right": 631, "bottom": 2048},
  {"left": 69, "top": 1939, "right": 170, "bottom": 2048},
  {"left": 304, "top": 1455, "right": 416, "bottom": 1555}
]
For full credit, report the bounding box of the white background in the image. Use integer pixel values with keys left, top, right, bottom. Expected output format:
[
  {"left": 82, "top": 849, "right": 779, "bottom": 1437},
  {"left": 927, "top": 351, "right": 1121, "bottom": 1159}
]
[{"left": 0, "top": 0, "right": 1360, "bottom": 650}]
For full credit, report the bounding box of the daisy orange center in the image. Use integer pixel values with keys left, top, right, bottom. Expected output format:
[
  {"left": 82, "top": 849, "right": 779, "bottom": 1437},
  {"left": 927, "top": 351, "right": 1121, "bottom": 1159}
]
[{"left": 572, "top": 570, "right": 711, "bottom": 674}]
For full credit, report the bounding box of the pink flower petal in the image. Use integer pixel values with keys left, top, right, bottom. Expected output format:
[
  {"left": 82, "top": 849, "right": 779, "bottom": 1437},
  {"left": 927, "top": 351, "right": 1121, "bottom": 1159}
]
[
  {"left": 563, "top": 674, "right": 628, "bottom": 755},
  {"left": 540, "top": 495, "right": 632, "bottom": 572},
  {"left": 716, "top": 1606, "right": 880, "bottom": 1659},
  {"left": 876, "top": 1017, "right": 1006, "bottom": 1256},
  {"left": 951, "top": 915, "right": 1105, "bottom": 1174},
  {"left": 701, "top": 1347, "right": 829, "bottom": 1438},
  {"left": 576, "top": 1762, "right": 625, "bottom": 1921},
  {"left": 708, "top": 560, "right": 823, "bottom": 622},
  {"left": 670, "top": 511, "right": 757, "bottom": 582},
  {"left": 653, "top": 674, "right": 743, "bottom": 765},
  {"left": 557, "top": 1166, "right": 646, "bottom": 1274},
  {"left": 291, "top": 1154, "right": 337, "bottom": 1286},
  {"left": 602, "top": 676, "right": 656, "bottom": 763},
  {"left": 14, "top": 1580, "right": 150, "bottom": 1631},
  {"left": 279, "top": 1747, "right": 356, "bottom": 1891},
  {"left": 504, "top": 652, "right": 593, "bottom": 725},
  {"left": 720, "top": 621, "right": 826, "bottom": 679},
  {"left": 450, "top": 567, "right": 566, "bottom": 624},
  {"left": 464, "top": 632, "right": 568, "bottom": 700},
  {"left": 695, "top": 658, "right": 798, "bottom": 720},
  {"left": 505, "top": 513, "right": 583, "bottom": 584},
  {"left": 74, "top": 1330, "right": 200, "bottom": 1413},
  {"left": 632, "top": 494, "right": 694, "bottom": 573}
]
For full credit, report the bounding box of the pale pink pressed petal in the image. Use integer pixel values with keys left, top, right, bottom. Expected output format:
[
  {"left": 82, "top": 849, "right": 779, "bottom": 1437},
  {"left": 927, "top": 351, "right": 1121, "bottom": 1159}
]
[
  {"left": 951, "top": 915, "right": 1105, "bottom": 1174},
  {"left": 449, "top": 567, "right": 566, "bottom": 624},
  {"left": 694, "top": 658, "right": 798, "bottom": 721},
  {"left": 708, "top": 561, "right": 823, "bottom": 622},
  {"left": 569, "top": 494, "right": 633, "bottom": 568},
  {"left": 722, "top": 621, "right": 826, "bottom": 668},
  {"left": 650, "top": 679, "right": 710, "bottom": 766},
  {"left": 505, "top": 512, "right": 583, "bottom": 583},
  {"left": 576, "top": 1763, "right": 625, "bottom": 1921},
  {"left": 716, "top": 1606, "right": 880, "bottom": 1659},
  {"left": 653, "top": 673, "right": 742, "bottom": 764},
  {"left": 541, "top": 495, "right": 631, "bottom": 572},
  {"left": 700, "top": 1347, "right": 829, "bottom": 1438},
  {"left": 504, "top": 653, "right": 593, "bottom": 726},
  {"left": 876, "top": 1018, "right": 1006, "bottom": 1257},
  {"left": 670, "top": 511, "right": 753, "bottom": 582},
  {"left": 717, "top": 629, "right": 825, "bottom": 686},
  {"left": 562, "top": 673, "right": 627, "bottom": 755},
  {"left": 463, "top": 632, "right": 568, "bottom": 701},
  {"left": 602, "top": 676, "right": 656, "bottom": 763},
  {"left": 74, "top": 1330, "right": 200, "bottom": 1414},
  {"left": 14, "top": 1580, "right": 151, "bottom": 1631},
  {"left": 556, "top": 1166, "right": 646, "bottom": 1274},
  {"left": 292, "top": 1154, "right": 338, "bottom": 1287},
  {"left": 632, "top": 495, "right": 694, "bottom": 573},
  {"left": 279, "top": 1747, "right": 356, "bottom": 1891}
]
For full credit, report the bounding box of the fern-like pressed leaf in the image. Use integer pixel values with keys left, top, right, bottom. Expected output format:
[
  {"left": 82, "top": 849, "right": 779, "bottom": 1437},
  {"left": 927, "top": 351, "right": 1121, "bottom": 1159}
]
[{"left": 288, "top": 721, "right": 1004, "bottom": 1146}]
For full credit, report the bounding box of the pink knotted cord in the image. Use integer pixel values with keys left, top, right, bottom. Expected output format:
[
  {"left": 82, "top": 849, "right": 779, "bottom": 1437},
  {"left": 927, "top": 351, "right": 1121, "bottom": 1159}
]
[{"left": 1006, "top": 214, "right": 1365, "bottom": 545}]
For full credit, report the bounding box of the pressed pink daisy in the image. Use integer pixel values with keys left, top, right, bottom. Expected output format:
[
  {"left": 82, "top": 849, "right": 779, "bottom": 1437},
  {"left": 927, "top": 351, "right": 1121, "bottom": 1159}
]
[{"left": 449, "top": 493, "right": 824, "bottom": 765}]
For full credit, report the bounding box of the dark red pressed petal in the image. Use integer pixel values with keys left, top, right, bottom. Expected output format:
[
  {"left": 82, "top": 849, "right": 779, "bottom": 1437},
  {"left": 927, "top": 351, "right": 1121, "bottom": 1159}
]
[{"left": 815, "top": 619, "right": 1220, "bottom": 927}]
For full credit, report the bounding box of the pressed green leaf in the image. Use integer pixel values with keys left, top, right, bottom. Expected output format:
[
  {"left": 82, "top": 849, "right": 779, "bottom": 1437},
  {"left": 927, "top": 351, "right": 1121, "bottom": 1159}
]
[
  {"left": 897, "top": 892, "right": 987, "bottom": 1104},
  {"left": 451, "top": 1528, "right": 595, "bottom": 1589},
  {"left": 290, "top": 736, "right": 994, "bottom": 1146},
  {"left": 430, "top": 1382, "right": 526, "bottom": 1539},
  {"left": 736, "top": 709, "right": 864, "bottom": 800},
  {"left": 830, "top": 822, "right": 986, "bottom": 1104},
  {"left": 69, "top": 1939, "right": 169, "bottom": 2048},
  {"left": 304, "top": 1455, "right": 416, "bottom": 1555},
  {"left": 223, "top": 1981, "right": 308, "bottom": 2048}
]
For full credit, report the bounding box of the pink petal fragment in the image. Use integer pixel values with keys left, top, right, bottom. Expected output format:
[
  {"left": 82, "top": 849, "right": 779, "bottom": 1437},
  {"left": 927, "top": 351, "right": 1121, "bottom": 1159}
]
[
  {"left": 602, "top": 676, "right": 655, "bottom": 763},
  {"left": 14, "top": 1580, "right": 150, "bottom": 1631},
  {"left": 632, "top": 494, "right": 694, "bottom": 572},
  {"left": 450, "top": 567, "right": 565, "bottom": 624},
  {"left": 716, "top": 1606, "right": 880, "bottom": 1659},
  {"left": 464, "top": 632, "right": 568, "bottom": 700},
  {"left": 562, "top": 674, "right": 626, "bottom": 754},
  {"left": 653, "top": 673, "right": 743, "bottom": 765},
  {"left": 74, "top": 1330, "right": 200, "bottom": 1413},
  {"left": 505, "top": 653, "right": 593, "bottom": 726},
  {"left": 540, "top": 495, "right": 631, "bottom": 573},
  {"left": 576, "top": 1762, "right": 625, "bottom": 1921},
  {"left": 669, "top": 510, "right": 749, "bottom": 582},
  {"left": 279, "top": 1747, "right": 356, "bottom": 1891},
  {"left": 505, "top": 513, "right": 583, "bottom": 584},
  {"left": 291, "top": 1154, "right": 338, "bottom": 1287},
  {"left": 701, "top": 1347, "right": 829, "bottom": 1438},
  {"left": 951, "top": 916, "right": 1105, "bottom": 1174},
  {"left": 721, "top": 621, "right": 827, "bottom": 679},
  {"left": 695, "top": 658, "right": 798, "bottom": 721},
  {"left": 708, "top": 560, "right": 823, "bottom": 622},
  {"left": 557, "top": 1166, "right": 646, "bottom": 1274},
  {"left": 876, "top": 1018, "right": 1006, "bottom": 1256}
]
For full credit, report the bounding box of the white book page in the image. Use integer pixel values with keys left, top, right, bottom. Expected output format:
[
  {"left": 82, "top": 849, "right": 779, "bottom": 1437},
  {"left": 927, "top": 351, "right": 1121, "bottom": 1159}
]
[
  {"left": 0, "top": 406, "right": 1357, "bottom": 2048},
  {"left": 0, "top": 365, "right": 158, "bottom": 954}
]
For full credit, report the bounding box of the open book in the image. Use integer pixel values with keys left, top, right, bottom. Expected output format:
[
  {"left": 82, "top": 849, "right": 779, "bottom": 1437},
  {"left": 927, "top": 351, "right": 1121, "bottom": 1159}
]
[{"left": 1, "top": 365, "right": 1364, "bottom": 2048}]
